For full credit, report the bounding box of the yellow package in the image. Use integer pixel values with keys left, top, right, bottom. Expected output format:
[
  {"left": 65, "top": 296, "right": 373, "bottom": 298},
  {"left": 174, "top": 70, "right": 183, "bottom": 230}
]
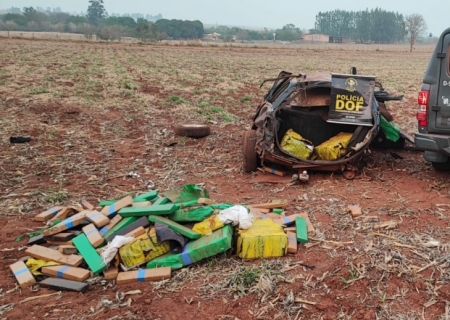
[
  {"left": 119, "top": 228, "right": 170, "bottom": 269},
  {"left": 25, "top": 257, "right": 59, "bottom": 275},
  {"left": 313, "top": 132, "right": 353, "bottom": 161},
  {"left": 192, "top": 215, "right": 224, "bottom": 236},
  {"left": 237, "top": 219, "right": 287, "bottom": 259},
  {"left": 280, "top": 129, "right": 314, "bottom": 159}
]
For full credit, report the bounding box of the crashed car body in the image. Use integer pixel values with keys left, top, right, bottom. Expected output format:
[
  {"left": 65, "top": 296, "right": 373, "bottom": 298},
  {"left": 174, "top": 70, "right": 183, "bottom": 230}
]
[{"left": 242, "top": 71, "right": 381, "bottom": 179}]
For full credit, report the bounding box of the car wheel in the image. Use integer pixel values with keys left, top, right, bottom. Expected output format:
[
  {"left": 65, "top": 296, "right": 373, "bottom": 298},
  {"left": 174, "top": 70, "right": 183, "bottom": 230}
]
[
  {"left": 174, "top": 124, "right": 210, "bottom": 138},
  {"left": 242, "top": 130, "right": 258, "bottom": 173},
  {"left": 431, "top": 159, "right": 450, "bottom": 171}
]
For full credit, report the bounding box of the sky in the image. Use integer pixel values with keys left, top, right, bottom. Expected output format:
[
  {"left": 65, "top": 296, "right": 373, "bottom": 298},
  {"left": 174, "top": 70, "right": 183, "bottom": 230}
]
[{"left": 0, "top": 0, "right": 447, "bottom": 36}]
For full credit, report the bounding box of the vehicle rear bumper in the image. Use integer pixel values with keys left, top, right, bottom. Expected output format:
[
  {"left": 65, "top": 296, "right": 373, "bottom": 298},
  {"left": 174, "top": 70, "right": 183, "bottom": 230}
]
[{"left": 415, "top": 133, "right": 450, "bottom": 152}]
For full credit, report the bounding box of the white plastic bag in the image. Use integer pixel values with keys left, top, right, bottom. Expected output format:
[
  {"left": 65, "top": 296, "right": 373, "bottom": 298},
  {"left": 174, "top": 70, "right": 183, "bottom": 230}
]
[
  {"left": 101, "top": 235, "right": 135, "bottom": 266},
  {"left": 218, "top": 205, "right": 253, "bottom": 229}
]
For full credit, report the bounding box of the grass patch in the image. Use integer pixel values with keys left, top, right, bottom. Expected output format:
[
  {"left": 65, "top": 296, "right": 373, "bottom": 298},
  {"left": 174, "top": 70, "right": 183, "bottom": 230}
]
[
  {"left": 122, "top": 79, "right": 137, "bottom": 90},
  {"left": 340, "top": 269, "right": 357, "bottom": 285},
  {"left": 196, "top": 99, "right": 237, "bottom": 122},
  {"left": 221, "top": 113, "right": 236, "bottom": 122},
  {"left": 240, "top": 95, "right": 252, "bottom": 103},
  {"left": 229, "top": 266, "right": 261, "bottom": 290},
  {"left": 168, "top": 95, "right": 185, "bottom": 104},
  {"left": 41, "top": 187, "right": 69, "bottom": 204},
  {"left": 30, "top": 86, "right": 49, "bottom": 95}
]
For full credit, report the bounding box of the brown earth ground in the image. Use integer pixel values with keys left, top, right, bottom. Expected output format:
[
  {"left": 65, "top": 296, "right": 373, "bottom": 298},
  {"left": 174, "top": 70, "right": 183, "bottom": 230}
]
[{"left": 1, "top": 39, "right": 450, "bottom": 320}]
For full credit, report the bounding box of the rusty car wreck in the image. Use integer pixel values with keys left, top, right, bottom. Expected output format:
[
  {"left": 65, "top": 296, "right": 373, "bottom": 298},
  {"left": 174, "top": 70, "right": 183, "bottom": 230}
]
[{"left": 242, "top": 71, "right": 385, "bottom": 179}]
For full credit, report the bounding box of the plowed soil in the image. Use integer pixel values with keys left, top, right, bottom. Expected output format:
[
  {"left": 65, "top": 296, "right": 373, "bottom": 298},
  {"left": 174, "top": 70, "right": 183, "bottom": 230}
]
[{"left": 1, "top": 39, "right": 449, "bottom": 320}]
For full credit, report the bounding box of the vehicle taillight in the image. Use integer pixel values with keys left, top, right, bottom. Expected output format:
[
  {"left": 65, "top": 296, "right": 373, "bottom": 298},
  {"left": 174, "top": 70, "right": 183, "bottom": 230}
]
[{"left": 417, "top": 90, "right": 429, "bottom": 127}]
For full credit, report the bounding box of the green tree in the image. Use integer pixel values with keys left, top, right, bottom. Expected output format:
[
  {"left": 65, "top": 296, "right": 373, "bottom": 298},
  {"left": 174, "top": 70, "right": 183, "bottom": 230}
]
[
  {"left": 105, "top": 16, "right": 136, "bottom": 29},
  {"left": 405, "top": 13, "right": 427, "bottom": 52},
  {"left": 355, "top": 10, "right": 371, "bottom": 42},
  {"left": 275, "top": 24, "right": 302, "bottom": 41},
  {"left": 48, "top": 12, "right": 71, "bottom": 25},
  {"left": 191, "top": 20, "right": 204, "bottom": 39},
  {"left": 236, "top": 29, "right": 249, "bottom": 41},
  {"left": 308, "top": 28, "right": 322, "bottom": 34},
  {"left": 64, "top": 16, "right": 88, "bottom": 33},
  {"left": 135, "top": 18, "right": 158, "bottom": 41},
  {"left": 315, "top": 8, "right": 406, "bottom": 44},
  {"left": 2, "top": 13, "right": 28, "bottom": 27},
  {"left": 23, "top": 6, "right": 48, "bottom": 26},
  {"left": 87, "top": 0, "right": 107, "bottom": 26},
  {"left": 23, "top": 7, "right": 37, "bottom": 19},
  {"left": 155, "top": 19, "right": 203, "bottom": 40}
]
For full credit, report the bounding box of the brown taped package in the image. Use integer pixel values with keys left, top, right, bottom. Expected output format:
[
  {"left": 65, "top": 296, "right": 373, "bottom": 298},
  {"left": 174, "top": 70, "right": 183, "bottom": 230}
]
[
  {"left": 25, "top": 245, "right": 83, "bottom": 267},
  {"left": 43, "top": 211, "right": 87, "bottom": 236},
  {"left": 41, "top": 265, "right": 91, "bottom": 282},
  {"left": 34, "top": 206, "right": 64, "bottom": 222},
  {"left": 86, "top": 210, "right": 110, "bottom": 228},
  {"left": 286, "top": 231, "right": 298, "bottom": 253},
  {"left": 100, "top": 196, "right": 133, "bottom": 217},
  {"left": 82, "top": 223, "right": 104, "bottom": 248},
  {"left": 116, "top": 267, "right": 171, "bottom": 284},
  {"left": 10, "top": 261, "right": 36, "bottom": 289}
]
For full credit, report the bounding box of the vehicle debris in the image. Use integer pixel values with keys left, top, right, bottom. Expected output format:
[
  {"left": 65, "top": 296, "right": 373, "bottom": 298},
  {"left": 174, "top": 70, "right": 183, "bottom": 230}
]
[{"left": 299, "top": 170, "right": 309, "bottom": 182}]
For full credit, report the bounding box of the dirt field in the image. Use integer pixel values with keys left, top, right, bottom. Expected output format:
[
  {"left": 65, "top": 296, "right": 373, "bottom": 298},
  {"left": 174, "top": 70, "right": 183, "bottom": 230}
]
[{"left": 1, "top": 39, "right": 450, "bottom": 320}]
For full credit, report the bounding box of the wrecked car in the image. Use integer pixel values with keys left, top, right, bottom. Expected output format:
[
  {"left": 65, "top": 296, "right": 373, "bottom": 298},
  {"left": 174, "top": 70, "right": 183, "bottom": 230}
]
[{"left": 242, "top": 70, "right": 406, "bottom": 179}]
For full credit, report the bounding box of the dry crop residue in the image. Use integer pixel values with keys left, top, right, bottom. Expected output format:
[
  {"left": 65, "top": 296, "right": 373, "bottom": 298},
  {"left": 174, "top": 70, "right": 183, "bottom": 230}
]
[{"left": 0, "top": 38, "right": 449, "bottom": 320}]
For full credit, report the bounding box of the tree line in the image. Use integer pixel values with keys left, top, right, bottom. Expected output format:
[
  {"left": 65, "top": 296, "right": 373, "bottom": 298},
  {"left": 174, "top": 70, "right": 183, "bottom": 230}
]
[
  {"left": 0, "top": 1, "right": 204, "bottom": 41},
  {"left": 0, "top": 4, "right": 301, "bottom": 43},
  {"left": 0, "top": 1, "right": 428, "bottom": 49},
  {"left": 313, "top": 8, "right": 426, "bottom": 47},
  {"left": 204, "top": 24, "right": 302, "bottom": 42}
]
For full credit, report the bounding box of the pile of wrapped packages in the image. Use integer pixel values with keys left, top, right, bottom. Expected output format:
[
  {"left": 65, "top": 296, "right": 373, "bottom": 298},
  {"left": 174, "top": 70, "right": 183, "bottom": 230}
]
[
  {"left": 10, "top": 185, "right": 312, "bottom": 291},
  {"left": 280, "top": 128, "right": 353, "bottom": 161}
]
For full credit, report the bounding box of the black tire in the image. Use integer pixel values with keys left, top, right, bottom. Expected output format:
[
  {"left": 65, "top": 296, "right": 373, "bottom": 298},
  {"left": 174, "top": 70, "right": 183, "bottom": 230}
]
[
  {"left": 242, "top": 130, "right": 258, "bottom": 173},
  {"left": 431, "top": 159, "right": 450, "bottom": 171},
  {"left": 174, "top": 124, "right": 210, "bottom": 138}
]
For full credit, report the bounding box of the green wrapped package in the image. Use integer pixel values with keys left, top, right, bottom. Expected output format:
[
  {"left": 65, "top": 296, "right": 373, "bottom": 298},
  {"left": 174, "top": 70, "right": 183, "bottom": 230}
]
[
  {"left": 168, "top": 203, "right": 233, "bottom": 222},
  {"left": 380, "top": 115, "right": 400, "bottom": 142},
  {"left": 118, "top": 204, "right": 179, "bottom": 217},
  {"left": 72, "top": 234, "right": 106, "bottom": 274},
  {"left": 146, "top": 253, "right": 184, "bottom": 269},
  {"left": 98, "top": 200, "right": 117, "bottom": 207},
  {"left": 147, "top": 225, "right": 233, "bottom": 270},
  {"left": 163, "top": 184, "right": 209, "bottom": 203},
  {"left": 152, "top": 197, "right": 169, "bottom": 205},
  {"left": 133, "top": 190, "right": 159, "bottom": 202},
  {"left": 101, "top": 216, "right": 138, "bottom": 240},
  {"left": 148, "top": 216, "right": 202, "bottom": 240}
]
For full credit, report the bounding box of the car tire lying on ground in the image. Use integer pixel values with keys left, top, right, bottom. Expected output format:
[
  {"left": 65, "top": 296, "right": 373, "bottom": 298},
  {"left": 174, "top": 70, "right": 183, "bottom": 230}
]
[
  {"left": 174, "top": 124, "right": 211, "bottom": 138},
  {"left": 242, "top": 129, "right": 258, "bottom": 173}
]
